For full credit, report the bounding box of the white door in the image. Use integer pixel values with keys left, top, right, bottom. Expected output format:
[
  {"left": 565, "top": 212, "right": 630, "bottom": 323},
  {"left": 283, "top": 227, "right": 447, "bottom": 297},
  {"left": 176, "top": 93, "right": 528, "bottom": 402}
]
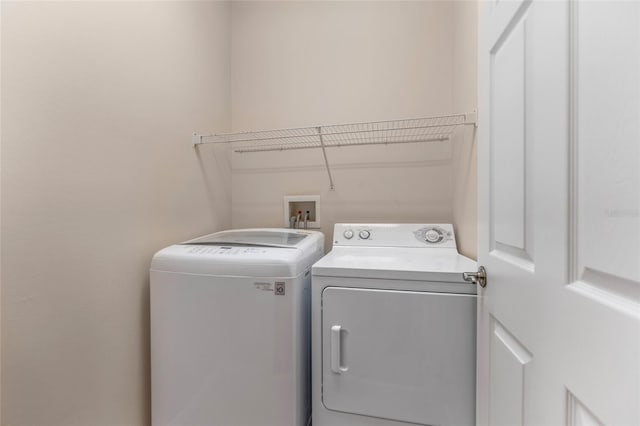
[{"left": 477, "top": 1, "right": 640, "bottom": 425}]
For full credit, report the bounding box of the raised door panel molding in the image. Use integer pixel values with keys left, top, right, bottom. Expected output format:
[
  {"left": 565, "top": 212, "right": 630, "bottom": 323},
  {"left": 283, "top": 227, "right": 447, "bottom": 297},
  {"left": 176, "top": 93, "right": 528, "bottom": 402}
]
[
  {"left": 567, "top": 391, "right": 604, "bottom": 426},
  {"left": 489, "top": 0, "right": 534, "bottom": 271},
  {"left": 569, "top": 1, "right": 640, "bottom": 316},
  {"left": 489, "top": 317, "right": 533, "bottom": 426}
]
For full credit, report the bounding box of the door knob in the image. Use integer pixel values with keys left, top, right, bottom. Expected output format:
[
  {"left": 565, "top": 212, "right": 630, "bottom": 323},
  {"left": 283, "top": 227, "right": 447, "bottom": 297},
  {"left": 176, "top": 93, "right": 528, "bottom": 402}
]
[{"left": 463, "top": 266, "right": 487, "bottom": 287}]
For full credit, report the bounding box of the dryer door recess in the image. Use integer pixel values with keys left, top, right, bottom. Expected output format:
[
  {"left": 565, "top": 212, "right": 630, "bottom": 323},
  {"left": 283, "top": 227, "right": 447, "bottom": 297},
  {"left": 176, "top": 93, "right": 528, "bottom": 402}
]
[{"left": 321, "top": 287, "right": 476, "bottom": 425}]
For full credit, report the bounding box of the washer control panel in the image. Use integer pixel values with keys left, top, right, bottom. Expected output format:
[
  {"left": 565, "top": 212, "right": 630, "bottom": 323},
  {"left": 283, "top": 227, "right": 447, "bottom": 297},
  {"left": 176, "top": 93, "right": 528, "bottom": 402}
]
[{"left": 333, "top": 223, "right": 457, "bottom": 248}]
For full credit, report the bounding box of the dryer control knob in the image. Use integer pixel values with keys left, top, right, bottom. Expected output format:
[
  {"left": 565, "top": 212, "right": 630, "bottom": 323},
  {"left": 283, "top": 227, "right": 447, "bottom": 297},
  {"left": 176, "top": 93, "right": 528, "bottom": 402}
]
[
  {"left": 343, "top": 230, "right": 354, "bottom": 239},
  {"left": 359, "top": 230, "right": 371, "bottom": 240},
  {"left": 425, "top": 229, "right": 442, "bottom": 243}
]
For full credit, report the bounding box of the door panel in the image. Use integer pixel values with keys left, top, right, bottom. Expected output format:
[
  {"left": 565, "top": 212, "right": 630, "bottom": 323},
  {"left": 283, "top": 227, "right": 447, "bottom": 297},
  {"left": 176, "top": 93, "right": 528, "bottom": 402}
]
[
  {"left": 478, "top": 1, "right": 640, "bottom": 425},
  {"left": 572, "top": 0, "right": 640, "bottom": 304},
  {"left": 491, "top": 21, "right": 526, "bottom": 251},
  {"left": 322, "top": 287, "right": 476, "bottom": 426},
  {"left": 489, "top": 0, "right": 534, "bottom": 269},
  {"left": 489, "top": 317, "right": 532, "bottom": 426}
]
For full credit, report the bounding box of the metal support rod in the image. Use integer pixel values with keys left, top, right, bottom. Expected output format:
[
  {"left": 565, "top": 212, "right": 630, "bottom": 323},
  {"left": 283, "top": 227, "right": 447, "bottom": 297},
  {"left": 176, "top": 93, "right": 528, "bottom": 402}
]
[
  {"left": 317, "top": 127, "right": 335, "bottom": 190},
  {"left": 234, "top": 136, "right": 449, "bottom": 153}
]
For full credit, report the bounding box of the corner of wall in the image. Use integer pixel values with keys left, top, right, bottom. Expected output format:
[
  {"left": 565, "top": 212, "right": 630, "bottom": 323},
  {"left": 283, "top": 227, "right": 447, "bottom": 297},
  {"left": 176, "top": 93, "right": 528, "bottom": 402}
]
[{"left": 451, "top": 0, "right": 479, "bottom": 260}]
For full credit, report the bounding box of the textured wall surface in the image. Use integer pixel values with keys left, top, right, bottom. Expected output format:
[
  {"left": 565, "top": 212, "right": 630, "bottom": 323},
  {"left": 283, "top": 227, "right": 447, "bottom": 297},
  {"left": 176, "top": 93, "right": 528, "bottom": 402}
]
[
  {"left": 230, "top": 1, "right": 469, "bottom": 249},
  {"left": 0, "top": 2, "right": 231, "bottom": 424}
]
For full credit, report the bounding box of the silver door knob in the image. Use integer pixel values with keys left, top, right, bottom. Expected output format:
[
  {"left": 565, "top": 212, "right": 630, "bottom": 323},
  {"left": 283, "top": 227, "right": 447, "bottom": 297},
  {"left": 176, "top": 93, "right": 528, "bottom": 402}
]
[{"left": 463, "top": 266, "right": 487, "bottom": 287}]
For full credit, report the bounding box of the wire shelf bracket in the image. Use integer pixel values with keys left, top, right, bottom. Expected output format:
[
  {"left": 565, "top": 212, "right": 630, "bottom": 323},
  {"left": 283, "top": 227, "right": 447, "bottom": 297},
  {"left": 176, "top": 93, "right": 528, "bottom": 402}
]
[{"left": 193, "top": 111, "right": 477, "bottom": 190}]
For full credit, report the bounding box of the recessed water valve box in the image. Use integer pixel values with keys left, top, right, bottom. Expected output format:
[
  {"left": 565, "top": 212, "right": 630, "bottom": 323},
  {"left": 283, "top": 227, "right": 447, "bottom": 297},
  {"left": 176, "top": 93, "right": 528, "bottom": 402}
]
[{"left": 284, "top": 195, "right": 320, "bottom": 229}]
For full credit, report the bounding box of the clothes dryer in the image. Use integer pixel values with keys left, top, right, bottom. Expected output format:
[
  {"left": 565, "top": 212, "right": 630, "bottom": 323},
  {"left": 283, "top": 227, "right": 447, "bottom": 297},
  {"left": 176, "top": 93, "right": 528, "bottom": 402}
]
[{"left": 312, "top": 224, "right": 477, "bottom": 426}]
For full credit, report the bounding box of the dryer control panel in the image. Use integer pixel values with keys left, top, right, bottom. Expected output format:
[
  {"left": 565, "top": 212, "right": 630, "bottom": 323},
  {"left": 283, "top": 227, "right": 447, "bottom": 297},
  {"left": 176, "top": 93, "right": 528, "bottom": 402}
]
[{"left": 332, "top": 223, "right": 457, "bottom": 249}]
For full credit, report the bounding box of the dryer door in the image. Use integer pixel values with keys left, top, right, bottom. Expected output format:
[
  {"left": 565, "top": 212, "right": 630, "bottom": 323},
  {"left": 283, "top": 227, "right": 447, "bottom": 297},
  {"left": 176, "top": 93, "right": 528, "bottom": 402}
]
[{"left": 321, "top": 286, "right": 476, "bottom": 425}]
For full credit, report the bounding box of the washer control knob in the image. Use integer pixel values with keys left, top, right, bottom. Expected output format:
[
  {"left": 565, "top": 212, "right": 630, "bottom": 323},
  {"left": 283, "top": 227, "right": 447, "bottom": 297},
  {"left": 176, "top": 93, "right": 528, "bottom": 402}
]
[
  {"left": 425, "top": 229, "right": 442, "bottom": 243},
  {"left": 359, "top": 230, "right": 371, "bottom": 240},
  {"left": 343, "top": 230, "right": 354, "bottom": 239}
]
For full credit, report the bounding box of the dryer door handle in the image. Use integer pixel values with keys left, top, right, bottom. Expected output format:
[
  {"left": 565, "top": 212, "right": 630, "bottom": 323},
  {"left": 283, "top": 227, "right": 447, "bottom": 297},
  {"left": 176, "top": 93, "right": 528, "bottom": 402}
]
[{"left": 330, "top": 325, "right": 348, "bottom": 374}]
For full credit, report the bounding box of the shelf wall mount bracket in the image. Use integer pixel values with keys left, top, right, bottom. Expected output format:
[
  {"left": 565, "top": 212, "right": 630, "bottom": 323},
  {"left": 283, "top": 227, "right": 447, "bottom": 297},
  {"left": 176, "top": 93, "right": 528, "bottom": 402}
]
[
  {"left": 192, "top": 132, "right": 206, "bottom": 147},
  {"left": 466, "top": 110, "right": 478, "bottom": 128}
]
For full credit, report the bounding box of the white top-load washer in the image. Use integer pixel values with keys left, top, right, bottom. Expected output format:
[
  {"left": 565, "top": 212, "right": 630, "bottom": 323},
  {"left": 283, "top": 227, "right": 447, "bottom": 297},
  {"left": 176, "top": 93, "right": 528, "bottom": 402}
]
[
  {"left": 312, "top": 224, "right": 478, "bottom": 426},
  {"left": 150, "top": 228, "right": 324, "bottom": 426}
]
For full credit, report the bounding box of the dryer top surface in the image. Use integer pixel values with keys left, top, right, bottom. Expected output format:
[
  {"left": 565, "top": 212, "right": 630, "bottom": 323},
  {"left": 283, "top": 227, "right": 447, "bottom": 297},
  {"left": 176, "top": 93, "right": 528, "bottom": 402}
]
[{"left": 313, "top": 224, "right": 476, "bottom": 285}]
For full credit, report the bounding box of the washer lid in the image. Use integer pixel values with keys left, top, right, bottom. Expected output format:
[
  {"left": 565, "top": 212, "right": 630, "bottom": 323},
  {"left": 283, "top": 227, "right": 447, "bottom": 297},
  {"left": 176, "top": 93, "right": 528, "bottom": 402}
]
[
  {"left": 185, "top": 229, "right": 309, "bottom": 248},
  {"left": 151, "top": 228, "right": 325, "bottom": 278}
]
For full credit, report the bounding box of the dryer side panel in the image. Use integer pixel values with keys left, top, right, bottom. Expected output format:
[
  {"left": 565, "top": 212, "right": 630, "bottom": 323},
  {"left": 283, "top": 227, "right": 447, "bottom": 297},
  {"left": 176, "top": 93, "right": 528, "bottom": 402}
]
[{"left": 321, "top": 287, "right": 476, "bottom": 425}]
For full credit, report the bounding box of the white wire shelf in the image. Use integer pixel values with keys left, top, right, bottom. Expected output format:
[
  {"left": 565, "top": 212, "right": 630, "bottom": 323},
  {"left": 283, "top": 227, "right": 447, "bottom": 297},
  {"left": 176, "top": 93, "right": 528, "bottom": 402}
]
[{"left": 193, "top": 111, "right": 477, "bottom": 189}]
